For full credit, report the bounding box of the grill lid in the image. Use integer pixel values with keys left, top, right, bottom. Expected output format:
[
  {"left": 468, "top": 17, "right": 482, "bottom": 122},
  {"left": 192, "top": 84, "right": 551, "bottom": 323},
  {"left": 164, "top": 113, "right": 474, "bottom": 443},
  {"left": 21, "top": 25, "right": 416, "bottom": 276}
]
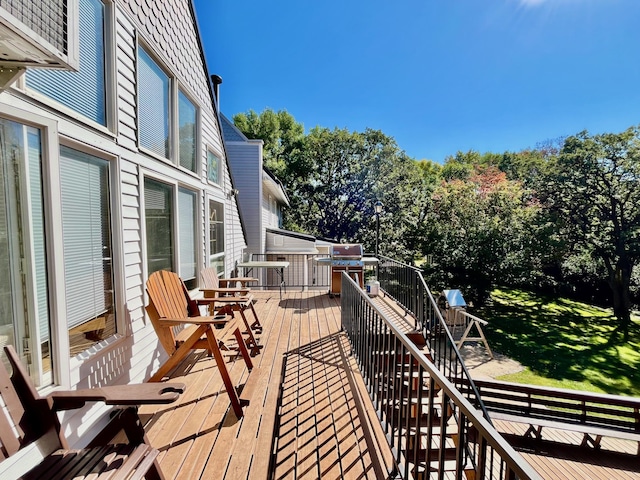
[{"left": 330, "top": 244, "right": 363, "bottom": 259}]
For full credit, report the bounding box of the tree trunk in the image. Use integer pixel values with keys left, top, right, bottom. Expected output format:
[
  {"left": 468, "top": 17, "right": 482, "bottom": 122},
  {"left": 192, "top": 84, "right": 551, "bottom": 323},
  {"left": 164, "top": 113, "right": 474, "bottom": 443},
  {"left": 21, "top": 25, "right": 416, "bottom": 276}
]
[{"left": 608, "top": 261, "right": 632, "bottom": 340}]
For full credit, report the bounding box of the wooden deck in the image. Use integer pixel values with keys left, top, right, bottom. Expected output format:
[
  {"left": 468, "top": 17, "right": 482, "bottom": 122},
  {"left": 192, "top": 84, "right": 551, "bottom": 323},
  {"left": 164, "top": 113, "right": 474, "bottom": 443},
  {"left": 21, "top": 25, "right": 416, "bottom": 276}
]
[{"left": 138, "top": 290, "right": 640, "bottom": 480}]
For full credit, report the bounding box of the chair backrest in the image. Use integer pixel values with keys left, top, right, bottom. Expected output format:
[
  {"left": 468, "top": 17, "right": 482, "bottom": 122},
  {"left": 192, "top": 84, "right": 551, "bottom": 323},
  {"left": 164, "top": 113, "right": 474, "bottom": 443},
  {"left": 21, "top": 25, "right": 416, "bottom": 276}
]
[
  {"left": 200, "top": 267, "right": 221, "bottom": 290},
  {"left": 147, "top": 270, "right": 194, "bottom": 319},
  {"left": 0, "top": 346, "right": 65, "bottom": 460},
  {"left": 146, "top": 270, "right": 199, "bottom": 354}
]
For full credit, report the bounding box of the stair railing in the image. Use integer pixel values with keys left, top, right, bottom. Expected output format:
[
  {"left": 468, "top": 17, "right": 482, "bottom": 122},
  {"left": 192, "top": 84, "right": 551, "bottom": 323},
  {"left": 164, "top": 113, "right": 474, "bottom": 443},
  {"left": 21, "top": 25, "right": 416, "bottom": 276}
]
[
  {"left": 377, "top": 255, "right": 490, "bottom": 420},
  {"left": 341, "top": 273, "right": 540, "bottom": 480}
]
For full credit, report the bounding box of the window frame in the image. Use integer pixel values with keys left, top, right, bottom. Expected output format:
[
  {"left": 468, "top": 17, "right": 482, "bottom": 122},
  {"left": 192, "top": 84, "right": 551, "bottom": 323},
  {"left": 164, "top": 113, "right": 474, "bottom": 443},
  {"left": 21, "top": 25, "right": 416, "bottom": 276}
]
[
  {"left": 136, "top": 40, "right": 201, "bottom": 176},
  {"left": 142, "top": 171, "right": 201, "bottom": 290},
  {"left": 206, "top": 148, "right": 222, "bottom": 186},
  {"left": 21, "top": 0, "right": 117, "bottom": 136},
  {"left": 0, "top": 104, "right": 126, "bottom": 390},
  {"left": 207, "top": 197, "right": 225, "bottom": 271},
  {"left": 137, "top": 44, "right": 172, "bottom": 161},
  {"left": 177, "top": 88, "right": 200, "bottom": 173}
]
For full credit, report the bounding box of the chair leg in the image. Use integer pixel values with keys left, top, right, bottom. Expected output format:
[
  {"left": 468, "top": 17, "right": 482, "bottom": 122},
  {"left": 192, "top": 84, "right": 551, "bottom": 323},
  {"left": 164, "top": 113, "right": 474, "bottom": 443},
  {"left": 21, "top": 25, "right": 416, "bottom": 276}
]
[
  {"left": 204, "top": 327, "right": 244, "bottom": 418},
  {"left": 248, "top": 302, "right": 262, "bottom": 331},
  {"left": 238, "top": 308, "right": 263, "bottom": 356},
  {"left": 233, "top": 327, "right": 253, "bottom": 370},
  {"left": 149, "top": 325, "right": 208, "bottom": 382}
]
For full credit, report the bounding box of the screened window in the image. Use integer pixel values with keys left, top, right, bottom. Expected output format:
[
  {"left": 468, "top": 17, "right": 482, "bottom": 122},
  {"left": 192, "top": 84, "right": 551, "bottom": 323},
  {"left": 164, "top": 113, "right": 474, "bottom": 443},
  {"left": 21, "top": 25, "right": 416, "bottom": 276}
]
[
  {"left": 26, "top": 0, "right": 107, "bottom": 125},
  {"left": 145, "top": 178, "right": 173, "bottom": 274},
  {"left": 138, "top": 47, "right": 170, "bottom": 158},
  {"left": 207, "top": 150, "right": 220, "bottom": 184},
  {"left": 209, "top": 200, "right": 224, "bottom": 272},
  {"left": 178, "top": 91, "right": 197, "bottom": 172},
  {"left": 59, "top": 146, "right": 115, "bottom": 355},
  {"left": 178, "top": 188, "right": 197, "bottom": 289}
]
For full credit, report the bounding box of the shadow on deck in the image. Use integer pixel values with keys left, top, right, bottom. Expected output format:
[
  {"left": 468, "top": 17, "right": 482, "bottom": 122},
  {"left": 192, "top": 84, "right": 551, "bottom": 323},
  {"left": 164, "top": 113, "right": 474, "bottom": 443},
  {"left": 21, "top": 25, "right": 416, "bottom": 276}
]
[{"left": 137, "top": 290, "right": 640, "bottom": 480}]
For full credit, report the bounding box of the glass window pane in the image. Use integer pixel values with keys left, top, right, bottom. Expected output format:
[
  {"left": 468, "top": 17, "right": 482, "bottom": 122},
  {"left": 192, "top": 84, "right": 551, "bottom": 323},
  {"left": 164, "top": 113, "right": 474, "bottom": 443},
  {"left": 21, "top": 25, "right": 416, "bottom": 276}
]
[
  {"left": 0, "top": 119, "right": 51, "bottom": 386},
  {"left": 60, "top": 147, "right": 115, "bottom": 355},
  {"left": 178, "top": 188, "right": 197, "bottom": 289},
  {"left": 209, "top": 200, "right": 224, "bottom": 271},
  {"left": 26, "top": 0, "right": 106, "bottom": 125},
  {"left": 207, "top": 150, "right": 220, "bottom": 184},
  {"left": 178, "top": 91, "right": 197, "bottom": 172},
  {"left": 138, "top": 47, "right": 170, "bottom": 158},
  {"left": 145, "top": 178, "right": 173, "bottom": 273}
]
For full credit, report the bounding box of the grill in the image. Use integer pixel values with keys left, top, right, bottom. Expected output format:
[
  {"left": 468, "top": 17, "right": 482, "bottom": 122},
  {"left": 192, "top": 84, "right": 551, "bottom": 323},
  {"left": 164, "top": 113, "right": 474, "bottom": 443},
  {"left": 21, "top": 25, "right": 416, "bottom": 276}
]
[{"left": 329, "top": 244, "right": 364, "bottom": 296}]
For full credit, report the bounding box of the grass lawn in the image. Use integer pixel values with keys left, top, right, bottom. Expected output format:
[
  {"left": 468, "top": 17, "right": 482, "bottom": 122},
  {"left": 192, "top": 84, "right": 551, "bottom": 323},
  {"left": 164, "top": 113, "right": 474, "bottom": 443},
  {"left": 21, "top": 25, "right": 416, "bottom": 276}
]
[{"left": 477, "top": 289, "right": 640, "bottom": 397}]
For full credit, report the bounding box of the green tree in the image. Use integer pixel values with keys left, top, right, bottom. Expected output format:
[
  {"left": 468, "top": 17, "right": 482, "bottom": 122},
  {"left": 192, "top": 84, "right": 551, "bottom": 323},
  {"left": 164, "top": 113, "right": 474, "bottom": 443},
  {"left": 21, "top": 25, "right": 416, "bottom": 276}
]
[
  {"left": 233, "top": 108, "right": 304, "bottom": 177},
  {"left": 541, "top": 127, "right": 640, "bottom": 338},
  {"left": 423, "top": 167, "right": 550, "bottom": 303},
  {"left": 283, "top": 127, "right": 429, "bottom": 260}
]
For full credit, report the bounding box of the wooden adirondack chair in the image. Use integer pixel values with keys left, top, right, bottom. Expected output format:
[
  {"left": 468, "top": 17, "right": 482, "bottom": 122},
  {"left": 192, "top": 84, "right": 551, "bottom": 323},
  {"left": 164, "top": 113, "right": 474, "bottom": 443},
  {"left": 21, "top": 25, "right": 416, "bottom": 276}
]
[
  {"left": 200, "top": 266, "right": 262, "bottom": 334},
  {"left": 145, "top": 270, "right": 258, "bottom": 417},
  {"left": 0, "top": 345, "right": 185, "bottom": 480}
]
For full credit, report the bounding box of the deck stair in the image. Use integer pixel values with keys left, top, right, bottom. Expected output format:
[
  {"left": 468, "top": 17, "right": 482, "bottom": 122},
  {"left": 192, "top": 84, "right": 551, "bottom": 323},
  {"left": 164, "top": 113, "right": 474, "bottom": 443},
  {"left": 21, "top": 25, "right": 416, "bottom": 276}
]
[
  {"left": 360, "top": 266, "right": 519, "bottom": 479},
  {"left": 367, "top": 323, "right": 478, "bottom": 479}
]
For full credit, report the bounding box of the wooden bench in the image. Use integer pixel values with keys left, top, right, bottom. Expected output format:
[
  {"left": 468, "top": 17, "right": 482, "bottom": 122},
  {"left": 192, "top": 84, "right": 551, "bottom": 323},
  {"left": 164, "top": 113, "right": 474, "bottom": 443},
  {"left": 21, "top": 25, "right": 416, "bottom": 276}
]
[
  {"left": 489, "top": 411, "right": 640, "bottom": 453},
  {"left": 468, "top": 378, "right": 640, "bottom": 455},
  {"left": 0, "top": 345, "right": 185, "bottom": 479}
]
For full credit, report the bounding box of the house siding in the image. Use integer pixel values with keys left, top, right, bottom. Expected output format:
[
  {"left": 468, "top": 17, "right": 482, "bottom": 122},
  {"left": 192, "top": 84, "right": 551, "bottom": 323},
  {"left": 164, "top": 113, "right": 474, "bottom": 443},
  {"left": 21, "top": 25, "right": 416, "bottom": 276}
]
[
  {"left": 225, "top": 142, "right": 263, "bottom": 255},
  {"left": 0, "top": 0, "right": 246, "bottom": 446}
]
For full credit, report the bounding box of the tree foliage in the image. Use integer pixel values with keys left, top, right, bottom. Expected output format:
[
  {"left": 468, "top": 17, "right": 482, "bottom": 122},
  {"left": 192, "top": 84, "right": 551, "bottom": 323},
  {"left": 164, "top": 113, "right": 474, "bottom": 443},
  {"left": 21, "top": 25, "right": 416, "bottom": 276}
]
[
  {"left": 540, "top": 127, "right": 640, "bottom": 337},
  {"left": 232, "top": 108, "right": 304, "bottom": 177},
  {"left": 423, "top": 166, "right": 553, "bottom": 302},
  {"left": 232, "top": 108, "right": 640, "bottom": 328}
]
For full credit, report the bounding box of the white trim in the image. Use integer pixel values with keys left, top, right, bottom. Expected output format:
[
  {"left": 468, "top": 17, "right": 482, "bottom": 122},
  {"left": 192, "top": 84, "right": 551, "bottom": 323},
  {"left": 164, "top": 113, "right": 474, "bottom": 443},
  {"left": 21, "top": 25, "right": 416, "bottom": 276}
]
[
  {"left": 19, "top": 0, "right": 115, "bottom": 135},
  {"left": 140, "top": 168, "right": 203, "bottom": 288},
  {"left": 58, "top": 136, "right": 127, "bottom": 355},
  {"left": 0, "top": 102, "right": 69, "bottom": 387}
]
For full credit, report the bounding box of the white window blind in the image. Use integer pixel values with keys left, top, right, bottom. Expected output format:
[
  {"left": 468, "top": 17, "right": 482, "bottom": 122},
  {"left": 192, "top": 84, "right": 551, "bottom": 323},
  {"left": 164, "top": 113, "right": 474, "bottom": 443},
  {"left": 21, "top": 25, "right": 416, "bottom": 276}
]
[
  {"left": 138, "top": 47, "right": 170, "bottom": 158},
  {"left": 178, "top": 188, "right": 197, "bottom": 283},
  {"left": 59, "top": 146, "right": 112, "bottom": 330},
  {"left": 26, "top": 0, "right": 106, "bottom": 125},
  {"left": 144, "top": 178, "right": 173, "bottom": 274}
]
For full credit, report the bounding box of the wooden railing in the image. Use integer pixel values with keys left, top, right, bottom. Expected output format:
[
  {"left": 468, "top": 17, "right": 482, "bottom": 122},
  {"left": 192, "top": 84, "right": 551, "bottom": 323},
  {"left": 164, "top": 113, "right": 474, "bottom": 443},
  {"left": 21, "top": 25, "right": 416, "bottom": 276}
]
[{"left": 341, "top": 273, "right": 541, "bottom": 480}]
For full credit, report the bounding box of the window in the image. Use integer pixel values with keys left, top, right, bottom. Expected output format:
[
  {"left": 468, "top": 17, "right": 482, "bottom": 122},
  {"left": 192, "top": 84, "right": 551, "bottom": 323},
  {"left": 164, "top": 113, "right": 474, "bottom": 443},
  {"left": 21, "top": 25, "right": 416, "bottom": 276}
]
[
  {"left": 138, "top": 47, "right": 170, "bottom": 158},
  {"left": 144, "top": 178, "right": 173, "bottom": 274},
  {"left": 60, "top": 147, "right": 116, "bottom": 356},
  {"left": 178, "top": 188, "right": 197, "bottom": 289},
  {"left": 137, "top": 47, "right": 199, "bottom": 173},
  {"left": 209, "top": 200, "right": 224, "bottom": 272},
  {"left": 145, "top": 179, "right": 198, "bottom": 289},
  {"left": 26, "top": 0, "right": 107, "bottom": 125},
  {"left": 207, "top": 150, "right": 220, "bottom": 184},
  {"left": 0, "top": 118, "right": 51, "bottom": 385},
  {"left": 0, "top": 113, "right": 119, "bottom": 387},
  {"left": 178, "top": 91, "right": 197, "bottom": 172}
]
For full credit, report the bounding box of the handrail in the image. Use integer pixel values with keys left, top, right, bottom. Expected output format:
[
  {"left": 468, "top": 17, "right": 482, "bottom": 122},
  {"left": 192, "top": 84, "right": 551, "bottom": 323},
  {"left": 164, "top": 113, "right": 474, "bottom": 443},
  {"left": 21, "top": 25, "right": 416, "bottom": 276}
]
[
  {"left": 341, "top": 273, "right": 541, "bottom": 480},
  {"left": 377, "top": 255, "right": 491, "bottom": 421}
]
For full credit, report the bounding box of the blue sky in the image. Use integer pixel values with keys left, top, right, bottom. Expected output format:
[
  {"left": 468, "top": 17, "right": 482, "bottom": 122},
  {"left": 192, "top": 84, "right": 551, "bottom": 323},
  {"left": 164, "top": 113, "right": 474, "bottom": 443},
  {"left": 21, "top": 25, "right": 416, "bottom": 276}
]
[{"left": 193, "top": 0, "right": 640, "bottom": 162}]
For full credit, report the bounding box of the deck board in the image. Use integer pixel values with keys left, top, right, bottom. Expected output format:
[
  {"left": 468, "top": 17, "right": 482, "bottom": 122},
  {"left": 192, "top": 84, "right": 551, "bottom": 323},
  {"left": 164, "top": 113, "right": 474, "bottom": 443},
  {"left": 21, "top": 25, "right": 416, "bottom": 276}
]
[{"left": 138, "top": 290, "right": 640, "bottom": 480}]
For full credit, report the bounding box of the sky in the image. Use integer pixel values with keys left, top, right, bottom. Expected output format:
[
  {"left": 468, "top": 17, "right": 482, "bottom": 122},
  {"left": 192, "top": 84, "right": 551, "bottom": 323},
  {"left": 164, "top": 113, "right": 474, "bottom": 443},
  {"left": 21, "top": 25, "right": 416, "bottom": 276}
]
[{"left": 193, "top": 0, "right": 640, "bottom": 163}]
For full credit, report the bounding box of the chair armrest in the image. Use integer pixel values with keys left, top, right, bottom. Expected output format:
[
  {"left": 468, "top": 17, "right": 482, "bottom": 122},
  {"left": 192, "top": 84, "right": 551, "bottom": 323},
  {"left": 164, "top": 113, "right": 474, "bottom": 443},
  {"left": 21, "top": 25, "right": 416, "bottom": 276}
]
[
  {"left": 198, "top": 296, "right": 252, "bottom": 305},
  {"left": 156, "top": 316, "right": 230, "bottom": 327},
  {"left": 218, "top": 277, "right": 258, "bottom": 287},
  {"left": 49, "top": 383, "right": 186, "bottom": 410},
  {"left": 201, "top": 287, "right": 250, "bottom": 295}
]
